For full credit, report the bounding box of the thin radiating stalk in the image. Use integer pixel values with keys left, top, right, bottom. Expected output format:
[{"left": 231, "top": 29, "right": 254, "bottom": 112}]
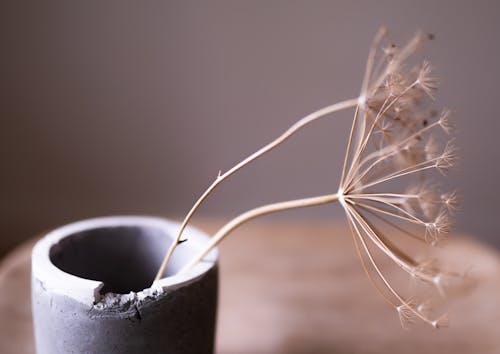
[
  {"left": 153, "top": 99, "right": 357, "bottom": 282},
  {"left": 346, "top": 120, "right": 444, "bottom": 191},
  {"left": 178, "top": 193, "right": 339, "bottom": 274},
  {"left": 360, "top": 27, "right": 387, "bottom": 98},
  {"left": 344, "top": 82, "right": 418, "bottom": 189},
  {"left": 344, "top": 203, "right": 434, "bottom": 326},
  {"left": 339, "top": 105, "right": 360, "bottom": 188},
  {"left": 354, "top": 202, "right": 426, "bottom": 243},
  {"left": 349, "top": 220, "right": 396, "bottom": 307},
  {"left": 348, "top": 199, "right": 425, "bottom": 226},
  {"left": 356, "top": 118, "right": 441, "bottom": 171},
  {"left": 351, "top": 160, "right": 437, "bottom": 193},
  {"left": 344, "top": 205, "right": 405, "bottom": 303},
  {"left": 352, "top": 27, "right": 387, "bottom": 165},
  {"left": 347, "top": 203, "right": 433, "bottom": 283}
]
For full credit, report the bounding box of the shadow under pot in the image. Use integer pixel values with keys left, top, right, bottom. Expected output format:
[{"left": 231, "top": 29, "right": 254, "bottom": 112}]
[{"left": 31, "top": 216, "right": 218, "bottom": 354}]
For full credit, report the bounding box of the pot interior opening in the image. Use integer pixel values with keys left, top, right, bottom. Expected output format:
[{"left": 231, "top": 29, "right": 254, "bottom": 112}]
[{"left": 49, "top": 225, "right": 175, "bottom": 294}]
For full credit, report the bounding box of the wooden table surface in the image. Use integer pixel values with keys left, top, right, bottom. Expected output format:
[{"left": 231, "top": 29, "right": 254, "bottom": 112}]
[{"left": 1, "top": 219, "right": 499, "bottom": 354}]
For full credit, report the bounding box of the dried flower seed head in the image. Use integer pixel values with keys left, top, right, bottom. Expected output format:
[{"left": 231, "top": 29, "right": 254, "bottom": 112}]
[
  {"left": 417, "top": 186, "right": 442, "bottom": 220},
  {"left": 385, "top": 72, "right": 411, "bottom": 97},
  {"left": 160, "top": 28, "right": 464, "bottom": 330},
  {"left": 435, "top": 142, "right": 457, "bottom": 174},
  {"left": 338, "top": 29, "right": 461, "bottom": 328},
  {"left": 425, "top": 209, "right": 452, "bottom": 245},
  {"left": 417, "top": 60, "right": 439, "bottom": 99},
  {"left": 441, "top": 191, "right": 460, "bottom": 213},
  {"left": 431, "top": 313, "right": 449, "bottom": 329},
  {"left": 438, "top": 109, "right": 454, "bottom": 134},
  {"left": 397, "top": 302, "right": 417, "bottom": 328}
]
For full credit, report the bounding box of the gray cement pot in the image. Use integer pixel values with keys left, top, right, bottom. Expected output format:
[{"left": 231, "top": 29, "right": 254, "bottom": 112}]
[{"left": 31, "top": 216, "right": 218, "bottom": 354}]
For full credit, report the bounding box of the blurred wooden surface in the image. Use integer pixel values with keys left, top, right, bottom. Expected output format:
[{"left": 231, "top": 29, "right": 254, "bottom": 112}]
[{"left": 0, "top": 219, "right": 499, "bottom": 354}]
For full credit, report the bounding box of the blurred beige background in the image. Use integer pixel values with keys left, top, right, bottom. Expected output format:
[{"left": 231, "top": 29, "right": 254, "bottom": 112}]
[{"left": 1, "top": 0, "right": 498, "bottom": 257}]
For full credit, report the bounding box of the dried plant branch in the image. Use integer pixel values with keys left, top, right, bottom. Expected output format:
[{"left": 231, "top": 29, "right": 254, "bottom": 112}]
[
  {"left": 333, "top": 29, "right": 462, "bottom": 327},
  {"left": 178, "top": 193, "right": 339, "bottom": 274},
  {"left": 153, "top": 99, "right": 357, "bottom": 281},
  {"left": 155, "top": 28, "right": 466, "bottom": 328}
]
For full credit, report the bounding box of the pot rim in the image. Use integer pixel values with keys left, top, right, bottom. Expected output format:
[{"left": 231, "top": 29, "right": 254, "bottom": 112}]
[{"left": 31, "top": 215, "right": 218, "bottom": 306}]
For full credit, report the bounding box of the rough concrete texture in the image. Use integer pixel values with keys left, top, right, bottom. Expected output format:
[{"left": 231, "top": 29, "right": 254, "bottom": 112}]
[
  {"left": 31, "top": 216, "right": 218, "bottom": 354},
  {"left": 32, "top": 267, "right": 218, "bottom": 354}
]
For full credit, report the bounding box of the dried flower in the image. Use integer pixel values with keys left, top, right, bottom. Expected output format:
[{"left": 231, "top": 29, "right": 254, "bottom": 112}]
[
  {"left": 154, "top": 28, "right": 465, "bottom": 329},
  {"left": 417, "top": 60, "right": 439, "bottom": 99},
  {"left": 337, "top": 28, "right": 462, "bottom": 327}
]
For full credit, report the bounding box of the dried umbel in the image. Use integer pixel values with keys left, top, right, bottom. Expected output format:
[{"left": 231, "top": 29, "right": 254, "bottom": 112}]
[
  {"left": 337, "top": 29, "right": 463, "bottom": 328},
  {"left": 154, "top": 28, "right": 465, "bottom": 328}
]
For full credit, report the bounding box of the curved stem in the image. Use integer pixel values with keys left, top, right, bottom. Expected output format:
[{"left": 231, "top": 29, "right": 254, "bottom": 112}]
[
  {"left": 178, "top": 193, "right": 339, "bottom": 274},
  {"left": 153, "top": 98, "right": 357, "bottom": 282}
]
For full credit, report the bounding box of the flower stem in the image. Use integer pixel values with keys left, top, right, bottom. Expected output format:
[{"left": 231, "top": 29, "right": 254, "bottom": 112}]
[
  {"left": 178, "top": 193, "right": 339, "bottom": 274},
  {"left": 153, "top": 98, "right": 357, "bottom": 282}
]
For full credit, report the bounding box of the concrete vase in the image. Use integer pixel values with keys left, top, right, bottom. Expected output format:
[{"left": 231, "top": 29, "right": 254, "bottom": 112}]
[{"left": 31, "top": 216, "right": 218, "bottom": 354}]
